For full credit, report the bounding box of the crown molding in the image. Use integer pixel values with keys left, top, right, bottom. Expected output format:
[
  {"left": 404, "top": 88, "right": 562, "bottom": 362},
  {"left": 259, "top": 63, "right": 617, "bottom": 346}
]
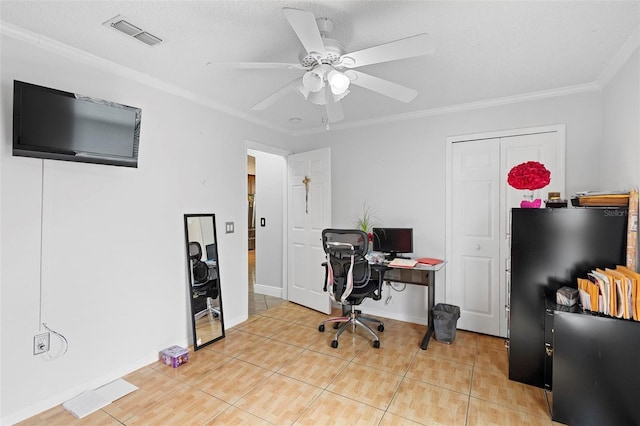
[
  {"left": 598, "top": 25, "right": 640, "bottom": 87},
  {"left": 0, "top": 21, "right": 617, "bottom": 139},
  {"left": 0, "top": 21, "right": 294, "bottom": 136},
  {"left": 292, "top": 82, "right": 601, "bottom": 136}
]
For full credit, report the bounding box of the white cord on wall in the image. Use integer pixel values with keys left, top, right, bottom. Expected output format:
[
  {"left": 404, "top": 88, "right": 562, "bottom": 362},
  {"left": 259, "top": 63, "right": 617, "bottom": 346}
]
[{"left": 37, "top": 159, "right": 68, "bottom": 359}]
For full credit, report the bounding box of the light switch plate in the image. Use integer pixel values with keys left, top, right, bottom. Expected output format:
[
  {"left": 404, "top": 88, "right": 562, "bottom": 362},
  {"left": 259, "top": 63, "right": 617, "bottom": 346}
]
[{"left": 225, "top": 222, "right": 234, "bottom": 233}]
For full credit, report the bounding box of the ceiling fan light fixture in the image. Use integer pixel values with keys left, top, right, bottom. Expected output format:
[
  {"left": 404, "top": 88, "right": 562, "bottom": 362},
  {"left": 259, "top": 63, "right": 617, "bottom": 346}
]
[
  {"left": 327, "top": 69, "right": 350, "bottom": 95},
  {"left": 303, "top": 69, "right": 324, "bottom": 92},
  {"left": 308, "top": 89, "right": 327, "bottom": 106},
  {"left": 332, "top": 88, "right": 350, "bottom": 103}
]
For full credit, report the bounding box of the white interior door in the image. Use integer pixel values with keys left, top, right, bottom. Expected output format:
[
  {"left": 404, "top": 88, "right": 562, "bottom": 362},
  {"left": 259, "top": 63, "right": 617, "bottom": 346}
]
[
  {"left": 287, "top": 148, "right": 331, "bottom": 314},
  {"left": 449, "top": 138, "right": 502, "bottom": 336},
  {"left": 447, "top": 126, "right": 565, "bottom": 337}
]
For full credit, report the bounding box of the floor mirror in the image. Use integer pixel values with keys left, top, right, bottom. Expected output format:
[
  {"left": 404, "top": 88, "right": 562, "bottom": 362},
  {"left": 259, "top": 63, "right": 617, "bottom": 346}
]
[{"left": 184, "top": 214, "right": 225, "bottom": 350}]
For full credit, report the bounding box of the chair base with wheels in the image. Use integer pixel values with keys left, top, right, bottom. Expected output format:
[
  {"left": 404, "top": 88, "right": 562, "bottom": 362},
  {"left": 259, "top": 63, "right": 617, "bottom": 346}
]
[{"left": 319, "top": 305, "right": 384, "bottom": 348}]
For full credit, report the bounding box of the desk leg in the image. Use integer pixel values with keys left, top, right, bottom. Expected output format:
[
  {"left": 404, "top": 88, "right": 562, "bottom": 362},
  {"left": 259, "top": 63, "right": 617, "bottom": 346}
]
[{"left": 420, "top": 271, "right": 435, "bottom": 350}]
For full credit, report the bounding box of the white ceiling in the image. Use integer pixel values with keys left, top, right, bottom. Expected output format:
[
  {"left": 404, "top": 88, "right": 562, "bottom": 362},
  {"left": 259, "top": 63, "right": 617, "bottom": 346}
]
[{"left": 1, "top": 1, "right": 639, "bottom": 134}]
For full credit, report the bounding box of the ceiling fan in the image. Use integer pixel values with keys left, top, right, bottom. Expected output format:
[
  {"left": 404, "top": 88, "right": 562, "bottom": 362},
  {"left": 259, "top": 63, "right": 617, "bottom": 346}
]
[{"left": 209, "top": 7, "right": 435, "bottom": 124}]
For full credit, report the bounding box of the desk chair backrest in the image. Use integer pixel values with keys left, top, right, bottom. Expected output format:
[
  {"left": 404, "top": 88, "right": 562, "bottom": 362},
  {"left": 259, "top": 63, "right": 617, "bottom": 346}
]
[
  {"left": 189, "top": 241, "right": 219, "bottom": 302},
  {"left": 188, "top": 242, "right": 210, "bottom": 284},
  {"left": 322, "top": 229, "right": 372, "bottom": 305}
]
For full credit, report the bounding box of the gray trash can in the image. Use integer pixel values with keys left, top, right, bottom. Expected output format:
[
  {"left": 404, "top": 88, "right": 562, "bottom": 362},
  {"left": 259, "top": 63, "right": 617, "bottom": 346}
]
[{"left": 433, "top": 303, "right": 460, "bottom": 344}]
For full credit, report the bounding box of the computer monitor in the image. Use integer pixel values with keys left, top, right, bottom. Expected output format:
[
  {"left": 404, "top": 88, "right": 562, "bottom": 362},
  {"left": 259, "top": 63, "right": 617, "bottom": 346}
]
[
  {"left": 205, "top": 243, "right": 217, "bottom": 261},
  {"left": 372, "top": 228, "right": 413, "bottom": 258}
]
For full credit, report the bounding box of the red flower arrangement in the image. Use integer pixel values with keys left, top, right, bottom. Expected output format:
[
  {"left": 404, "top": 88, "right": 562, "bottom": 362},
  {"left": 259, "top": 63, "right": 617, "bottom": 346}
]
[{"left": 507, "top": 161, "right": 551, "bottom": 190}]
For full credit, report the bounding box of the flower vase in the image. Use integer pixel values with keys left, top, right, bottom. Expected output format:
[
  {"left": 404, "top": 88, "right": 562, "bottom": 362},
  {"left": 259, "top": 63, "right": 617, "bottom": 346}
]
[{"left": 520, "top": 190, "right": 542, "bottom": 208}]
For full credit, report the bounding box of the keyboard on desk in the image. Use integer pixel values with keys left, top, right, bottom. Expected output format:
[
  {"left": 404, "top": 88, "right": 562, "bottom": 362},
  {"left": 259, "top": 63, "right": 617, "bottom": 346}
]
[{"left": 388, "top": 258, "right": 418, "bottom": 268}]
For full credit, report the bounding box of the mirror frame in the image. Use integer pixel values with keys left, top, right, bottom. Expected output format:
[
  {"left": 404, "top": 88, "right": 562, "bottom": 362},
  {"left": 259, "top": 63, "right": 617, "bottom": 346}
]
[{"left": 184, "top": 213, "right": 225, "bottom": 350}]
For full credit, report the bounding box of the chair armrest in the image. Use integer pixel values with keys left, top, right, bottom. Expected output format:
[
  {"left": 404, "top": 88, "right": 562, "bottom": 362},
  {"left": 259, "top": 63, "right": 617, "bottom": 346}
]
[
  {"left": 321, "top": 261, "right": 328, "bottom": 292},
  {"left": 370, "top": 264, "right": 390, "bottom": 300}
]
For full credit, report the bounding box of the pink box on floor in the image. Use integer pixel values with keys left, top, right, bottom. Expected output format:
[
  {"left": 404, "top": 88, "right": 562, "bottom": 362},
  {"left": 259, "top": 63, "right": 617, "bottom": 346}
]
[{"left": 161, "top": 345, "right": 189, "bottom": 368}]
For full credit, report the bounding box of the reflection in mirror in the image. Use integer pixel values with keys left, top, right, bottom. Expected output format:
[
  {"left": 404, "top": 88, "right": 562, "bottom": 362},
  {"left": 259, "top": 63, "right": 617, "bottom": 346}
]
[{"left": 184, "top": 214, "right": 224, "bottom": 350}]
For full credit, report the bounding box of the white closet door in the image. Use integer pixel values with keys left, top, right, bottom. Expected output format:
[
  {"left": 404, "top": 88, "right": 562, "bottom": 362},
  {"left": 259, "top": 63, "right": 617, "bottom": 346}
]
[
  {"left": 448, "top": 127, "right": 565, "bottom": 337},
  {"left": 449, "top": 138, "right": 502, "bottom": 336}
]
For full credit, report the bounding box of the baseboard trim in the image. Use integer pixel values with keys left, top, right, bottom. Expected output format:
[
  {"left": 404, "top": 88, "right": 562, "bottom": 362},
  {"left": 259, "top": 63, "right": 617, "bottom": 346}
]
[{"left": 253, "top": 284, "right": 283, "bottom": 298}]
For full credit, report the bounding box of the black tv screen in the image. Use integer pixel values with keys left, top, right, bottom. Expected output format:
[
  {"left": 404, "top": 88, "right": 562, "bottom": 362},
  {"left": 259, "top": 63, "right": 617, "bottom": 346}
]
[
  {"left": 13, "top": 80, "right": 141, "bottom": 167},
  {"left": 372, "top": 228, "right": 414, "bottom": 256}
]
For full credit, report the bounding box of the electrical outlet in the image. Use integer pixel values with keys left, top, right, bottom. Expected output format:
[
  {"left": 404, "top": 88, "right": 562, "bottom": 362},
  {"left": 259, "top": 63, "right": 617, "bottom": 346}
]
[{"left": 33, "top": 332, "right": 50, "bottom": 355}]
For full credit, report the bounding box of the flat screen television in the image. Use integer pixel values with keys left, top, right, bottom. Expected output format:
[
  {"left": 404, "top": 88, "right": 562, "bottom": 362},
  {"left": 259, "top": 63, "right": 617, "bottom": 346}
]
[
  {"left": 372, "top": 227, "right": 414, "bottom": 258},
  {"left": 13, "top": 80, "right": 142, "bottom": 168}
]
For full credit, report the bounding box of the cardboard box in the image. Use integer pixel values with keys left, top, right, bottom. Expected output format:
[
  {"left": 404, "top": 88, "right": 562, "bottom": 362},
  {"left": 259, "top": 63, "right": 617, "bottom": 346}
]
[
  {"left": 557, "top": 286, "right": 578, "bottom": 307},
  {"left": 161, "top": 345, "right": 189, "bottom": 368}
]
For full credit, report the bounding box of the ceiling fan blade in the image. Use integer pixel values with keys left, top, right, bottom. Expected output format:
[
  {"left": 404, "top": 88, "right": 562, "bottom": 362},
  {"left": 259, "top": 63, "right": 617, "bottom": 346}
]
[
  {"left": 251, "top": 78, "right": 301, "bottom": 111},
  {"left": 283, "top": 7, "right": 326, "bottom": 57},
  {"left": 325, "top": 89, "right": 345, "bottom": 123},
  {"left": 206, "top": 62, "right": 305, "bottom": 71},
  {"left": 346, "top": 70, "right": 418, "bottom": 103},
  {"left": 340, "top": 33, "right": 435, "bottom": 69}
]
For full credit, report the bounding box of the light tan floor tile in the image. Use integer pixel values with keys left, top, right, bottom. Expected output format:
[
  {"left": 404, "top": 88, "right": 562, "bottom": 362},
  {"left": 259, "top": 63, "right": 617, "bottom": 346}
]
[
  {"left": 193, "top": 358, "right": 273, "bottom": 404},
  {"left": 455, "top": 329, "right": 480, "bottom": 345},
  {"left": 126, "top": 383, "right": 229, "bottom": 425},
  {"left": 206, "top": 406, "right": 272, "bottom": 425},
  {"left": 467, "top": 397, "right": 553, "bottom": 425},
  {"left": 474, "top": 345, "right": 508, "bottom": 375},
  {"left": 270, "top": 322, "right": 319, "bottom": 348},
  {"left": 422, "top": 337, "right": 476, "bottom": 365},
  {"left": 293, "top": 305, "right": 329, "bottom": 329},
  {"left": 477, "top": 333, "right": 507, "bottom": 351},
  {"left": 379, "top": 411, "right": 426, "bottom": 425},
  {"left": 259, "top": 303, "right": 305, "bottom": 322},
  {"left": 234, "top": 373, "right": 322, "bottom": 425},
  {"left": 326, "top": 362, "right": 402, "bottom": 410},
  {"left": 102, "top": 366, "right": 182, "bottom": 422},
  {"left": 294, "top": 390, "right": 385, "bottom": 425},
  {"left": 235, "top": 316, "right": 286, "bottom": 338},
  {"left": 307, "top": 327, "right": 368, "bottom": 360},
  {"left": 153, "top": 348, "right": 234, "bottom": 386},
  {"left": 278, "top": 349, "right": 350, "bottom": 388},
  {"left": 378, "top": 411, "right": 424, "bottom": 426},
  {"left": 378, "top": 326, "right": 426, "bottom": 353},
  {"left": 352, "top": 343, "right": 417, "bottom": 375},
  {"left": 15, "top": 405, "right": 120, "bottom": 425},
  {"left": 407, "top": 352, "right": 473, "bottom": 394},
  {"left": 471, "top": 367, "right": 549, "bottom": 418},
  {"left": 380, "top": 318, "right": 427, "bottom": 339},
  {"left": 206, "top": 329, "right": 269, "bottom": 357},
  {"left": 19, "top": 303, "right": 553, "bottom": 426},
  {"left": 387, "top": 377, "right": 469, "bottom": 425},
  {"left": 236, "top": 338, "right": 305, "bottom": 371}
]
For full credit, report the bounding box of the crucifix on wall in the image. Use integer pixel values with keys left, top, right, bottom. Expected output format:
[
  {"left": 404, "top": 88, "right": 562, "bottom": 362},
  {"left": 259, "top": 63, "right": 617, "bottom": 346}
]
[{"left": 303, "top": 175, "right": 310, "bottom": 213}]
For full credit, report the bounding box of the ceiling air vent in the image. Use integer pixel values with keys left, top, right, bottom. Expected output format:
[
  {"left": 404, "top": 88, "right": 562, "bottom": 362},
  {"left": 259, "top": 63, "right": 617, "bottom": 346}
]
[{"left": 103, "top": 15, "right": 163, "bottom": 47}]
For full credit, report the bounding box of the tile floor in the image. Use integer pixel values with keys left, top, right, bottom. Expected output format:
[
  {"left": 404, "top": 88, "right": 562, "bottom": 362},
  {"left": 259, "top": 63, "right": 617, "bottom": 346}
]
[
  {"left": 248, "top": 249, "right": 286, "bottom": 315},
  {"left": 19, "top": 301, "right": 561, "bottom": 425}
]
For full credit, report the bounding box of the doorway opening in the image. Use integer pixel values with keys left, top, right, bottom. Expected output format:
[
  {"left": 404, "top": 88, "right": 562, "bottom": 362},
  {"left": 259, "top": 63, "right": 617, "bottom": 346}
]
[{"left": 247, "top": 152, "right": 285, "bottom": 316}]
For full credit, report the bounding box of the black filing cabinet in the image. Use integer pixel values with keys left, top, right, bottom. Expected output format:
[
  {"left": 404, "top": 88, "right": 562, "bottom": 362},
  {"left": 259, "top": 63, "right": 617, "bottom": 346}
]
[
  {"left": 552, "top": 311, "right": 640, "bottom": 425},
  {"left": 509, "top": 208, "right": 627, "bottom": 389}
]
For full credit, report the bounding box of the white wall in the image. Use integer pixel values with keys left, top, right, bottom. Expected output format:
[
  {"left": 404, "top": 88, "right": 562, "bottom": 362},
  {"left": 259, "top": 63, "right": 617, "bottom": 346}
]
[
  {"left": 601, "top": 47, "right": 640, "bottom": 190},
  {"left": 0, "top": 32, "right": 291, "bottom": 423},
  {"left": 293, "top": 91, "right": 603, "bottom": 323},
  {"left": 249, "top": 149, "right": 285, "bottom": 297}
]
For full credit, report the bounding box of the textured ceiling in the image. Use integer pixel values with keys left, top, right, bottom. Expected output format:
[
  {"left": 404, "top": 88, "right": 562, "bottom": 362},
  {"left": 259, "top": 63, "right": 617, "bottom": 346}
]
[{"left": 1, "top": 1, "right": 639, "bottom": 134}]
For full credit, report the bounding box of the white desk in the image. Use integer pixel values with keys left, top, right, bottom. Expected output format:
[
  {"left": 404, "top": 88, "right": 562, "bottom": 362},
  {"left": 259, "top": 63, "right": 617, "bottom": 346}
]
[{"left": 379, "top": 261, "right": 446, "bottom": 350}]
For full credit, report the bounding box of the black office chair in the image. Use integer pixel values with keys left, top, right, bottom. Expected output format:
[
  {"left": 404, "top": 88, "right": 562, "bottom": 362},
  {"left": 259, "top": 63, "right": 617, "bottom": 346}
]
[
  {"left": 188, "top": 242, "right": 220, "bottom": 319},
  {"left": 318, "top": 229, "right": 388, "bottom": 348}
]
